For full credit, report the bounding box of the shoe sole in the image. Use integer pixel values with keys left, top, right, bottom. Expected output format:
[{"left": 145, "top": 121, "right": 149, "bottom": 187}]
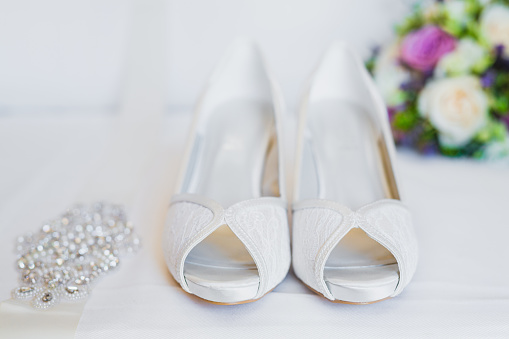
[
  {"left": 187, "top": 287, "right": 276, "bottom": 305},
  {"left": 307, "top": 285, "right": 392, "bottom": 305}
]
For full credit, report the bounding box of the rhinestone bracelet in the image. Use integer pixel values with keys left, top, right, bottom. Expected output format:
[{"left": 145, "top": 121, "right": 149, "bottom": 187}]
[{"left": 11, "top": 202, "right": 140, "bottom": 309}]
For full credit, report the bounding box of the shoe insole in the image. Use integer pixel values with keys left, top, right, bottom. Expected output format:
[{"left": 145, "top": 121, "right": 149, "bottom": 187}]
[
  {"left": 184, "top": 99, "right": 275, "bottom": 303},
  {"left": 302, "top": 99, "right": 398, "bottom": 303}
]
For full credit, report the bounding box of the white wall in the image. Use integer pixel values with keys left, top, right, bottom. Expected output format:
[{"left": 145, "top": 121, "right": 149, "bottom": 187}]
[
  {"left": 0, "top": 0, "right": 411, "bottom": 113},
  {"left": 166, "top": 0, "right": 409, "bottom": 109},
  {"left": 0, "top": 1, "right": 132, "bottom": 111}
]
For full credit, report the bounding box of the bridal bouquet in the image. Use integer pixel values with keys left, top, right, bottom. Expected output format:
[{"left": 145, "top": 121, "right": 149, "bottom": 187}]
[{"left": 368, "top": 0, "right": 509, "bottom": 159}]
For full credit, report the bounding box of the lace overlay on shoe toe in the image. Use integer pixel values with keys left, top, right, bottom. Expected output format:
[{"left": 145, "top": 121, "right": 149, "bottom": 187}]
[
  {"left": 163, "top": 194, "right": 290, "bottom": 299},
  {"left": 292, "top": 199, "right": 418, "bottom": 300}
]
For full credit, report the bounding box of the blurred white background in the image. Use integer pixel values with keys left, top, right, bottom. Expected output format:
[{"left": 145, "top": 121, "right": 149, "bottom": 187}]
[{"left": 0, "top": 0, "right": 411, "bottom": 113}]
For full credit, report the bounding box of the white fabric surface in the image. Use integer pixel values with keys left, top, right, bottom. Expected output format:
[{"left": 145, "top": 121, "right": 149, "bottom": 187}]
[{"left": 1, "top": 112, "right": 508, "bottom": 338}]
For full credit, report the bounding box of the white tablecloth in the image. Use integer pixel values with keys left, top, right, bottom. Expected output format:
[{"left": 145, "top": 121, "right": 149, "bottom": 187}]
[{"left": 0, "top": 111, "right": 508, "bottom": 338}]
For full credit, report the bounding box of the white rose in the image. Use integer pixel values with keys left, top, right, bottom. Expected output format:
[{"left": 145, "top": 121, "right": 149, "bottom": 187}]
[
  {"left": 418, "top": 76, "right": 489, "bottom": 147},
  {"left": 434, "top": 38, "right": 487, "bottom": 76},
  {"left": 480, "top": 4, "right": 509, "bottom": 57},
  {"left": 373, "top": 42, "right": 410, "bottom": 107}
]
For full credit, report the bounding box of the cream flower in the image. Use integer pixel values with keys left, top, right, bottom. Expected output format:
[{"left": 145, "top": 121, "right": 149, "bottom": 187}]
[
  {"left": 373, "top": 42, "right": 410, "bottom": 107},
  {"left": 418, "top": 76, "right": 489, "bottom": 147},
  {"left": 434, "top": 38, "right": 487, "bottom": 76},
  {"left": 480, "top": 3, "right": 509, "bottom": 57}
]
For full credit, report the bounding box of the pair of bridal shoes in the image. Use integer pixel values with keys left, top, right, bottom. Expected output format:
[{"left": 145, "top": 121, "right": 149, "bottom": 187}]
[{"left": 162, "top": 39, "right": 418, "bottom": 305}]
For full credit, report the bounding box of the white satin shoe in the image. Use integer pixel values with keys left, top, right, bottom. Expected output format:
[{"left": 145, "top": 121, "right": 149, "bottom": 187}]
[
  {"left": 292, "top": 42, "right": 418, "bottom": 304},
  {"left": 162, "top": 39, "right": 290, "bottom": 304}
]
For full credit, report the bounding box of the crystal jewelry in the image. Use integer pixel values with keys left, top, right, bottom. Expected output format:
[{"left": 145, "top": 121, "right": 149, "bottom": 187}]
[{"left": 11, "top": 202, "right": 140, "bottom": 309}]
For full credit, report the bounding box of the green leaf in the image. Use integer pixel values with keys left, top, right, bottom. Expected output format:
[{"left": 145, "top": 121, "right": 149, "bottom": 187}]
[
  {"left": 471, "top": 54, "right": 494, "bottom": 74},
  {"left": 443, "top": 20, "right": 463, "bottom": 36},
  {"left": 396, "top": 11, "right": 425, "bottom": 37},
  {"left": 465, "top": 0, "right": 483, "bottom": 18},
  {"left": 440, "top": 146, "right": 462, "bottom": 157},
  {"left": 464, "top": 20, "right": 481, "bottom": 40},
  {"left": 365, "top": 56, "right": 376, "bottom": 74},
  {"left": 489, "top": 93, "right": 509, "bottom": 114},
  {"left": 475, "top": 119, "right": 507, "bottom": 143},
  {"left": 392, "top": 109, "right": 419, "bottom": 131}
]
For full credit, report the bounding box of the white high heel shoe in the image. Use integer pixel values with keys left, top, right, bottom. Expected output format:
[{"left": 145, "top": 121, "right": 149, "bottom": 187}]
[
  {"left": 162, "top": 40, "right": 290, "bottom": 304},
  {"left": 292, "top": 42, "right": 418, "bottom": 304}
]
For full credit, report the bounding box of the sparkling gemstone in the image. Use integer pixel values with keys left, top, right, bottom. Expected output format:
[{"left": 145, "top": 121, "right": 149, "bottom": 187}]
[
  {"left": 18, "top": 286, "right": 34, "bottom": 294},
  {"left": 41, "top": 292, "right": 53, "bottom": 302},
  {"left": 65, "top": 286, "right": 79, "bottom": 294},
  {"left": 48, "top": 279, "right": 59, "bottom": 289},
  {"left": 17, "top": 259, "right": 26, "bottom": 269}
]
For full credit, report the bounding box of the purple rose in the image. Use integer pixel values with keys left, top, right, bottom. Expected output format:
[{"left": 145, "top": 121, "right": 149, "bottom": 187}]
[{"left": 400, "top": 25, "right": 456, "bottom": 71}]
